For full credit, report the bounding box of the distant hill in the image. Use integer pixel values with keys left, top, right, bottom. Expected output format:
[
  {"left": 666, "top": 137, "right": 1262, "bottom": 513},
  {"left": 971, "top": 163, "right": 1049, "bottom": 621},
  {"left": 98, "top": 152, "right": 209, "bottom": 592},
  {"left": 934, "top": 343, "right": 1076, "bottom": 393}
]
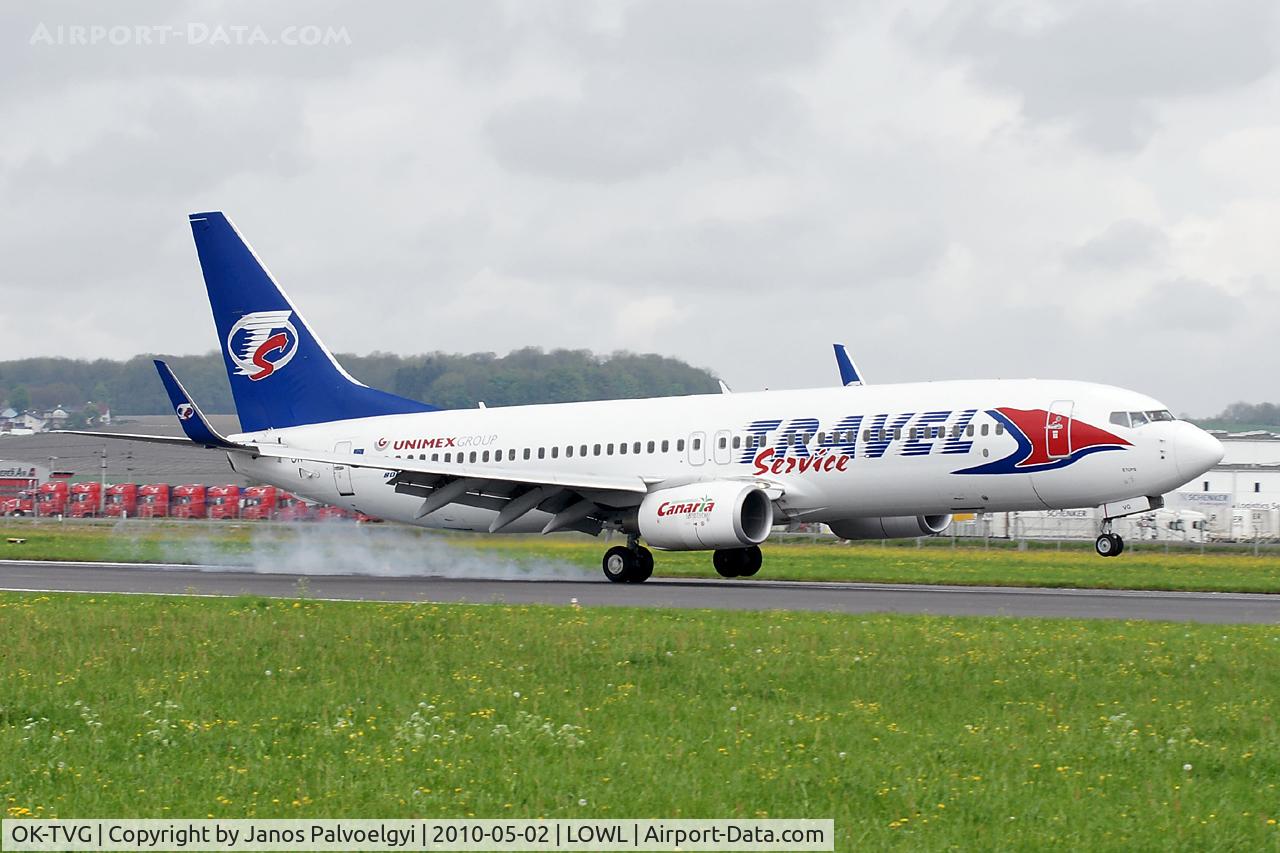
[
  {"left": 0, "top": 349, "right": 721, "bottom": 418},
  {"left": 1191, "top": 402, "right": 1280, "bottom": 433}
]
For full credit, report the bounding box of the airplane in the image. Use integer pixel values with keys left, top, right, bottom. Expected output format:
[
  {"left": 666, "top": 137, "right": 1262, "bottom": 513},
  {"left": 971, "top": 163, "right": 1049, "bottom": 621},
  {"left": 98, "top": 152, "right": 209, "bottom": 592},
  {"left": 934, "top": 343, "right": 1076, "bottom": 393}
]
[{"left": 63, "top": 212, "right": 1225, "bottom": 581}]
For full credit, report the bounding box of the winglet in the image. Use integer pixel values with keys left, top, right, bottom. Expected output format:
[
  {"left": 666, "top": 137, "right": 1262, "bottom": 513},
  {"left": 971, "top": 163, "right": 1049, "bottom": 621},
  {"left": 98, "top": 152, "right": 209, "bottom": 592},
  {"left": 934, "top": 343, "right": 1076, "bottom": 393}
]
[
  {"left": 833, "top": 344, "right": 865, "bottom": 387},
  {"left": 153, "top": 360, "right": 237, "bottom": 448}
]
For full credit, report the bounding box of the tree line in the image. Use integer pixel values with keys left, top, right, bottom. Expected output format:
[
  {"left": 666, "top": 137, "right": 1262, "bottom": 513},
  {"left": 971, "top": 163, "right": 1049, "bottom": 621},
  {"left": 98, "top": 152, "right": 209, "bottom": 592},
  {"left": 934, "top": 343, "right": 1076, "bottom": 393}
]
[
  {"left": 0, "top": 349, "right": 721, "bottom": 417},
  {"left": 1193, "top": 401, "right": 1280, "bottom": 432}
]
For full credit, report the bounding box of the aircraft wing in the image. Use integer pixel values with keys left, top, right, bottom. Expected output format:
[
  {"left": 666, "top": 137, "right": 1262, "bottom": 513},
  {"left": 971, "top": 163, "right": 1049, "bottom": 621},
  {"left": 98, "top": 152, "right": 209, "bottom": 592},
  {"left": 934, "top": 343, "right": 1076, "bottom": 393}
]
[
  {"left": 53, "top": 430, "right": 222, "bottom": 448},
  {"left": 59, "top": 360, "right": 649, "bottom": 534}
]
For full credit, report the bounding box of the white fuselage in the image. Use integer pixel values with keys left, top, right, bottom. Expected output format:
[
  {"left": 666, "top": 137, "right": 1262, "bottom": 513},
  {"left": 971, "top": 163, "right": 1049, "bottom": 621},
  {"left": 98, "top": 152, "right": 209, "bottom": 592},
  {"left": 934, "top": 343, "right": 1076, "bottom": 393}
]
[{"left": 224, "top": 378, "right": 1219, "bottom": 535}]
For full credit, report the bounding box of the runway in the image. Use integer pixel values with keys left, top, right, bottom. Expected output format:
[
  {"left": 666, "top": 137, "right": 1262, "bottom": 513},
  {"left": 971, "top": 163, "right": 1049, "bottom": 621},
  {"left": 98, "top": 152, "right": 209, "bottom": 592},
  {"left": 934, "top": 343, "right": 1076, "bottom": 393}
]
[{"left": 1, "top": 560, "right": 1277, "bottom": 623}]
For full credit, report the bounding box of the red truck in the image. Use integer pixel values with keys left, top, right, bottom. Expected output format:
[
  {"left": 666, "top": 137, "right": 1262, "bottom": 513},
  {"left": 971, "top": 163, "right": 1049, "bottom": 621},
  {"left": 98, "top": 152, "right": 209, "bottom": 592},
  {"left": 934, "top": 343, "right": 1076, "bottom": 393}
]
[
  {"left": 34, "top": 481, "right": 69, "bottom": 516},
  {"left": 240, "top": 485, "right": 278, "bottom": 521},
  {"left": 137, "top": 484, "right": 170, "bottom": 518},
  {"left": 1, "top": 489, "right": 34, "bottom": 516},
  {"left": 68, "top": 482, "right": 103, "bottom": 518},
  {"left": 170, "top": 484, "right": 206, "bottom": 519},
  {"left": 275, "top": 492, "right": 312, "bottom": 522},
  {"left": 104, "top": 483, "right": 138, "bottom": 518},
  {"left": 206, "top": 485, "right": 241, "bottom": 520},
  {"left": 312, "top": 504, "right": 352, "bottom": 522}
]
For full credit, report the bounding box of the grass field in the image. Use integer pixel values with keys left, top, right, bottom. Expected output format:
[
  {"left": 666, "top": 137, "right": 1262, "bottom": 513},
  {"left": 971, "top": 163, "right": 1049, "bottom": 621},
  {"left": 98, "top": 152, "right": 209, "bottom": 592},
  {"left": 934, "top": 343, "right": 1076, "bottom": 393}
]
[
  {"left": 3, "top": 519, "right": 1280, "bottom": 593},
  {"left": 2, "top": 592, "right": 1278, "bottom": 850}
]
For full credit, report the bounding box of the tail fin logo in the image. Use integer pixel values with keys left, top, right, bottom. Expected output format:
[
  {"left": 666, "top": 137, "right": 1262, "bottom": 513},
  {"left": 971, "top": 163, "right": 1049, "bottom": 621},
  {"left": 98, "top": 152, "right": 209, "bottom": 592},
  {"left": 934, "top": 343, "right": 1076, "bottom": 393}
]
[
  {"left": 227, "top": 310, "right": 299, "bottom": 381},
  {"left": 175, "top": 403, "right": 195, "bottom": 421}
]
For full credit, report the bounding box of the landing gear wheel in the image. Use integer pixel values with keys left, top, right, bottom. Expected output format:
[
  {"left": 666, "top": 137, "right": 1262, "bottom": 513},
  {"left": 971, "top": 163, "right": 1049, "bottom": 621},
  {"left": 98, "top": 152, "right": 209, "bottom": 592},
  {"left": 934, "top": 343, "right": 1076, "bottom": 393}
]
[
  {"left": 630, "top": 547, "right": 654, "bottom": 583},
  {"left": 603, "top": 546, "right": 636, "bottom": 583},
  {"left": 713, "top": 549, "right": 741, "bottom": 578},
  {"left": 1095, "top": 533, "right": 1122, "bottom": 558},
  {"left": 738, "top": 545, "right": 763, "bottom": 577}
]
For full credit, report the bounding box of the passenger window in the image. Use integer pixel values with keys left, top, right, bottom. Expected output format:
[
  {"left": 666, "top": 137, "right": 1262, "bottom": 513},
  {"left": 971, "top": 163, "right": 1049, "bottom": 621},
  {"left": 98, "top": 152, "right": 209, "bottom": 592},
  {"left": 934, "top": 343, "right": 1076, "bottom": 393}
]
[
  {"left": 980, "top": 424, "right": 989, "bottom": 436},
  {"left": 523, "top": 448, "right": 531, "bottom": 460},
  {"left": 893, "top": 428, "right": 901, "bottom": 440},
  {"left": 483, "top": 451, "right": 490, "bottom": 462},
  {"left": 537, "top": 447, "right": 545, "bottom": 459},
  {"left": 607, "top": 443, "right": 614, "bottom": 455},
  {"left": 733, "top": 436, "right": 741, "bottom": 449},
  {"left": 494, "top": 450, "right": 502, "bottom": 462},
  {"left": 863, "top": 429, "right": 871, "bottom": 441},
  {"left": 431, "top": 453, "right": 439, "bottom": 462},
  {"left": 580, "top": 444, "right": 588, "bottom": 457},
  {"left": 677, "top": 439, "right": 685, "bottom": 451},
  {"left": 661, "top": 440, "right": 669, "bottom": 452},
  {"left": 594, "top": 444, "right": 601, "bottom": 456},
  {"left": 995, "top": 424, "right": 1004, "bottom": 436},
  {"left": 647, "top": 441, "right": 655, "bottom": 453},
  {"left": 566, "top": 446, "right": 573, "bottom": 458},
  {"left": 619, "top": 442, "right": 627, "bottom": 455},
  {"left": 908, "top": 428, "right": 917, "bottom": 440},
  {"left": 966, "top": 425, "right": 975, "bottom": 437},
  {"left": 717, "top": 436, "right": 727, "bottom": 449},
  {"left": 444, "top": 453, "right": 451, "bottom": 462},
  {"left": 551, "top": 447, "right": 559, "bottom": 459},
  {"left": 469, "top": 451, "right": 477, "bottom": 463},
  {"left": 692, "top": 438, "right": 702, "bottom": 450},
  {"left": 633, "top": 442, "right": 641, "bottom": 454}
]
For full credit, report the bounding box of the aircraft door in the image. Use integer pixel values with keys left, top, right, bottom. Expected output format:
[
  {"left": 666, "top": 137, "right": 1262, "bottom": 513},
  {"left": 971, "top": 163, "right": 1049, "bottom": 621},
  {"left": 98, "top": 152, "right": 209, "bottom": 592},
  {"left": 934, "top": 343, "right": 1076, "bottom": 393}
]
[
  {"left": 333, "top": 440, "right": 355, "bottom": 496},
  {"left": 688, "top": 431, "right": 706, "bottom": 466},
  {"left": 1046, "top": 401, "right": 1073, "bottom": 459},
  {"left": 713, "top": 429, "right": 732, "bottom": 465}
]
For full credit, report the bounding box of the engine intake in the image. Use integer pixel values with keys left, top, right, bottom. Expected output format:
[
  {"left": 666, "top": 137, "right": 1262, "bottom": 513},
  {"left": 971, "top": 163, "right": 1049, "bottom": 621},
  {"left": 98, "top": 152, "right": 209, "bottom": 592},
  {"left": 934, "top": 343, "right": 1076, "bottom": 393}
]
[
  {"left": 639, "top": 481, "right": 774, "bottom": 551},
  {"left": 828, "top": 514, "right": 953, "bottom": 541}
]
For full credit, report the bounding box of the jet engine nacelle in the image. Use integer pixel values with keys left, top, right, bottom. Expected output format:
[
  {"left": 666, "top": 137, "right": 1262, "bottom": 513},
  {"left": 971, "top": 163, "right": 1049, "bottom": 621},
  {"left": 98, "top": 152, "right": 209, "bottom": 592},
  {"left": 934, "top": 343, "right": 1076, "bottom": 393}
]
[
  {"left": 638, "top": 481, "right": 774, "bottom": 551},
  {"left": 828, "top": 514, "right": 953, "bottom": 540}
]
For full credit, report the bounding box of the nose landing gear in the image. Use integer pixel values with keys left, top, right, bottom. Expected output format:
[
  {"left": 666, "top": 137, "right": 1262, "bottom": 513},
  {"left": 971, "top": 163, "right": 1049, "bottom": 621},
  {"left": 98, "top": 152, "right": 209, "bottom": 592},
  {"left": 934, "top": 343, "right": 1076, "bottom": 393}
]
[{"left": 1095, "top": 520, "right": 1125, "bottom": 558}]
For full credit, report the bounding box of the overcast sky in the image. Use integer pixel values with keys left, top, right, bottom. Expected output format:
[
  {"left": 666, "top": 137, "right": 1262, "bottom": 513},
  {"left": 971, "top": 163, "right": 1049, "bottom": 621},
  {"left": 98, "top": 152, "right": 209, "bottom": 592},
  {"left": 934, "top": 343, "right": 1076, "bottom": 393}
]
[{"left": 2, "top": 1, "right": 1278, "bottom": 416}]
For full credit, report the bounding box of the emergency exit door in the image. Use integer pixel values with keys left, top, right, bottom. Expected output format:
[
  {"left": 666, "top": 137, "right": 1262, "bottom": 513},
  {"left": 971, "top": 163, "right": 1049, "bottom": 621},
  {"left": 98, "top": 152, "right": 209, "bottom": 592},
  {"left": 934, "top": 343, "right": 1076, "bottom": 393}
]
[
  {"left": 333, "top": 440, "right": 355, "bottom": 496},
  {"left": 1046, "top": 401, "right": 1073, "bottom": 459}
]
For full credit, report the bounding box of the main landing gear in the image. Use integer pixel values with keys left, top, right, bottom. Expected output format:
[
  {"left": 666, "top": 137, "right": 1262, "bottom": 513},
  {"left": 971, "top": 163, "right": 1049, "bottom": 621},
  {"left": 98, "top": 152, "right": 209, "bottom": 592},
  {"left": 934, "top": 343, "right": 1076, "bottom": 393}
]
[
  {"left": 602, "top": 535, "right": 654, "bottom": 583},
  {"left": 1095, "top": 521, "right": 1125, "bottom": 558},
  {"left": 713, "top": 545, "right": 763, "bottom": 578}
]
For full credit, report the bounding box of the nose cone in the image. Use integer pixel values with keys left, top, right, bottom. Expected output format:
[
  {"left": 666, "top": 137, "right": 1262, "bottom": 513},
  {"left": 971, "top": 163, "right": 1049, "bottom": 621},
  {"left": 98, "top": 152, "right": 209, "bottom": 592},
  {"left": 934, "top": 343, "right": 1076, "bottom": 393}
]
[{"left": 1175, "top": 425, "right": 1224, "bottom": 481}]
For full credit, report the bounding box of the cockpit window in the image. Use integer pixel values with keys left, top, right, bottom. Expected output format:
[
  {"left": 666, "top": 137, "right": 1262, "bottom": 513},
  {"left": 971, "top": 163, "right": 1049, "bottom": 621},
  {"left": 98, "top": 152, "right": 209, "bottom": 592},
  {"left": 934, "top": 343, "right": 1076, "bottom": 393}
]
[{"left": 1110, "top": 409, "right": 1176, "bottom": 428}]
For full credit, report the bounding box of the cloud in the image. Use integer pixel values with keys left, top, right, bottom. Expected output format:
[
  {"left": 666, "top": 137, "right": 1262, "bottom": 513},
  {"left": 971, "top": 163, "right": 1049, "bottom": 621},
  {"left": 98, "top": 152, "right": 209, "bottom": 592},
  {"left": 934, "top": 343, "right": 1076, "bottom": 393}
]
[
  {"left": 913, "top": 0, "right": 1280, "bottom": 152},
  {"left": 1064, "top": 220, "right": 1168, "bottom": 270},
  {"left": 1134, "top": 277, "right": 1240, "bottom": 332},
  {"left": 1, "top": 1, "right": 1279, "bottom": 417},
  {"left": 485, "top": 0, "right": 829, "bottom": 181}
]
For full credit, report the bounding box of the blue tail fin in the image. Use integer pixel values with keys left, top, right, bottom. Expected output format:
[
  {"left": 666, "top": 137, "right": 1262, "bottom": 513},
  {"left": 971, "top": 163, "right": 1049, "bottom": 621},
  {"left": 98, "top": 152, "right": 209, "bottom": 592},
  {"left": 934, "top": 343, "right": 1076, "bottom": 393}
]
[{"left": 188, "top": 212, "right": 436, "bottom": 432}]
